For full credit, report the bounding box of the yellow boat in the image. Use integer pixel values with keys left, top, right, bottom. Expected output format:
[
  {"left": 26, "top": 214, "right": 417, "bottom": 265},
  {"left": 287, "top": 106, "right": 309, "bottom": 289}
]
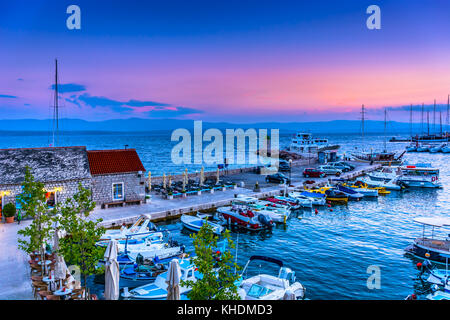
[
  {"left": 344, "top": 182, "right": 390, "bottom": 196},
  {"left": 305, "top": 186, "right": 348, "bottom": 204}
]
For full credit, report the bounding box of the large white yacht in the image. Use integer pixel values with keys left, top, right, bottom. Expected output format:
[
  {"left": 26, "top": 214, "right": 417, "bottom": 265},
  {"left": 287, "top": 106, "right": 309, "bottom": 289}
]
[{"left": 288, "top": 132, "right": 338, "bottom": 155}]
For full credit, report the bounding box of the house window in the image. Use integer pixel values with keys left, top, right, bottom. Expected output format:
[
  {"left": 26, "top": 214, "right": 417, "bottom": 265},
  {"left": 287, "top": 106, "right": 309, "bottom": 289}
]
[
  {"left": 112, "top": 183, "right": 124, "bottom": 201},
  {"left": 46, "top": 192, "right": 56, "bottom": 207}
]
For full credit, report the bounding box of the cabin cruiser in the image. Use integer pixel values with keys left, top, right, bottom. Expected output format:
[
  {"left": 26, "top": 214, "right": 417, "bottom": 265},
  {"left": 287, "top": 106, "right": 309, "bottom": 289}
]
[
  {"left": 397, "top": 164, "right": 442, "bottom": 188},
  {"left": 122, "top": 258, "right": 197, "bottom": 300},
  {"left": 100, "top": 215, "right": 157, "bottom": 241},
  {"left": 238, "top": 256, "right": 305, "bottom": 300},
  {"left": 96, "top": 231, "right": 165, "bottom": 249},
  {"left": 288, "top": 132, "right": 338, "bottom": 155},
  {"left": 404, "top": 217, "right": 450, "bottom": 264},
  {"left": 180, "top": 214, "right": 224, "bottom": 235}
]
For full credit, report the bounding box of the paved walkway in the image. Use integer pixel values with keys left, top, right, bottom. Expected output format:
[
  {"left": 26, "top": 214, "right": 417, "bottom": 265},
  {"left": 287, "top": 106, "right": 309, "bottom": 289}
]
[{"left": 0, "top": 220, "right": 34, "bottom": 300}]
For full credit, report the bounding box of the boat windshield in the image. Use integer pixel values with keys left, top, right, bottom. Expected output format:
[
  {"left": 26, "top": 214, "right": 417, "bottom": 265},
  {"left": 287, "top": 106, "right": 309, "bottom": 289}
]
[{"left": 247, "top": 284, "right": 274, "bottom": 298}]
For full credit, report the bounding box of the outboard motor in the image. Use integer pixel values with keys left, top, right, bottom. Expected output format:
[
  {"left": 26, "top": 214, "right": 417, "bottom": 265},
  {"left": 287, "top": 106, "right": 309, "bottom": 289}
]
[
  {"left": 257, "top": 214, "right": 273, "bottom": 229},
  {"left": 148, "top": 222, "right": 157, "bottom": 232},
  {"left": 135, "top": 253, "right": 144, "bottom": 266}
]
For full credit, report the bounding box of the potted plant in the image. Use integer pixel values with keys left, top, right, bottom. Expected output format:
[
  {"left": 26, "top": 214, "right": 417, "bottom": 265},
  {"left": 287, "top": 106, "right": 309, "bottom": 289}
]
[
  {"left": 197, "top": 188, "right": 202, "bottom": 196},
  {"left": 181, "top": 189, "right": 187, "bottom": 198},
  {"left": 3, "top": 203, "right": 16, "bottom": 223},
  {"left": 232, "top": 182, "right": 237, "bottom": 189},
  {"left": 221, "top": 184, "right": 226, "bottom": 191},
  {"left": 167, "top": 191, "right": 174, "bottom": 200}
]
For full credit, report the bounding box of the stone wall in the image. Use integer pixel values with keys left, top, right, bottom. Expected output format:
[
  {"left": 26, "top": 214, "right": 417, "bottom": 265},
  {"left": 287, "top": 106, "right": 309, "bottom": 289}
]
[
  {"left": 0, "top": 178, "right": 91, "bottom": 212},
  {"left": 91, "top": 172, "right": 146, "bottom": 206}
]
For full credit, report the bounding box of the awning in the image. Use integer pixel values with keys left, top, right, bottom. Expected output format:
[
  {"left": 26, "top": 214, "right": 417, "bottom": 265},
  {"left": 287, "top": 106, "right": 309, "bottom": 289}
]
[{"left": 413, "top": 217, "right": 450, "bottom": 227}]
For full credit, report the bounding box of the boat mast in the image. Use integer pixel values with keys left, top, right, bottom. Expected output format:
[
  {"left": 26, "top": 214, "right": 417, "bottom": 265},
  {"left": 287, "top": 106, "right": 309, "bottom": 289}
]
[
  {"left": 361, "top": 104, "right": 365, "bottom": 149},
  {"left": 447, "top": 94, "right": 449, "bottom": 131},
  {"left": 440, "top": 111, "right": 442, "bottom": 135},
  {"left": 421, "top": 103, "right": 424, "bottom": 134},
  {"left": 409, "top": 104, "right": 413, "bottom": 138},
  {"left": 383, "top": 108, "right": 387, "bottom": 152},
  {"left": 52, "top": 59, "right": 59, "bottom": 147},
  {"left": 433, "top": 99, "right": 436, "bottom": 134},
  {"left": 427, "top": 110, "right": 430, "bottom": 136}
]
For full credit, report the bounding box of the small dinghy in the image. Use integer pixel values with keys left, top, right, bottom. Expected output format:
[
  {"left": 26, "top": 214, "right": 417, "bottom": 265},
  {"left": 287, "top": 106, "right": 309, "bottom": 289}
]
[{"left": 181, "top": 214, "right": 224, "bottom": 235}]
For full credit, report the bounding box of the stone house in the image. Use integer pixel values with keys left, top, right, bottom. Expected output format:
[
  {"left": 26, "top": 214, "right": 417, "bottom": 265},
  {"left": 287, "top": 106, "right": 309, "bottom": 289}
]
[
  {"left": 0, "top": 146, "right": 147, "bottom": 215},
  {"left": 87, "top": 149, "right": 146, "bottom": 208},
  {"left": 0, "top": 146, "right": 91, "bottom": 215}
]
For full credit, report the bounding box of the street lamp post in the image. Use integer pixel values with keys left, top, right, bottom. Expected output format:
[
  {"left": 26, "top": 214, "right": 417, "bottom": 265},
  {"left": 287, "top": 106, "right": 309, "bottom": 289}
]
[{"left": 289, "top": 159, "right": 292, "bottom": 186}]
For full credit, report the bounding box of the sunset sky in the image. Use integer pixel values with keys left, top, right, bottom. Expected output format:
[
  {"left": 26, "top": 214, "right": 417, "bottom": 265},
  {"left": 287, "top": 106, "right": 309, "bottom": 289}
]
[{"left": 1, "top": 0, "right": 450, "bottom": 123}]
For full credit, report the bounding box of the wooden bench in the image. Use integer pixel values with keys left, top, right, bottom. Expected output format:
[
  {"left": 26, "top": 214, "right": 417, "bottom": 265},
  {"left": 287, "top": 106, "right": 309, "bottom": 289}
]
[{"left": 103, "top": 201, "right": 125, "bottom": 209}]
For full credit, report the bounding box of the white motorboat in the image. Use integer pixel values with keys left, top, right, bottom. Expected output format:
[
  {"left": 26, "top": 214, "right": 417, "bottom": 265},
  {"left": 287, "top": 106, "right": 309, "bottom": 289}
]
[
  {"left": 181, "top": 214, "right": 224, "bottom": 235},
  {"left": 238, "top": 256, "right": 306, "bottom": 300},
  {"left": 366, "top": 166, "right": 402, "bottom": 182},
  {"left": 291, "top": 191, "right": 326, "bottom": 206},
  {"left": 100, "top": 214, "right": 156, "bottom": 241},
  {"left": 417, "top": 145, "right": 431, "bottom": 152},
  {"left": 429, "top": 143, "right": 446, "bottom": 153},
  {"left": 275, "top": 195, "right": 312, "bottom": 209},
  {"left": 122, "top": 258, "right": 197, "bottom": 300},
  {"left": 357, "top": 176, "right": 401, "bottom": 191},
  {"left": 406, "top": 144, "right": 417, "bottom": 152},
  {"left": 426, "top": 282, "right": 450, "bottom": 300}
]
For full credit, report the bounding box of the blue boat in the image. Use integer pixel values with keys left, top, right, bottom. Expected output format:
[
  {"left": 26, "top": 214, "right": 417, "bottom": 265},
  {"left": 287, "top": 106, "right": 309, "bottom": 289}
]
[{"left": 336, "top": 185, "right": 364, "bottom": 200}]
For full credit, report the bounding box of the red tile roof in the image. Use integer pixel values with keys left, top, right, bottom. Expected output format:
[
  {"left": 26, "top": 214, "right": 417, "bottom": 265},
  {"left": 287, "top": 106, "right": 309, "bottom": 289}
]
[{"left": 87, "top": 149, "right": 146, "bottom": 175}]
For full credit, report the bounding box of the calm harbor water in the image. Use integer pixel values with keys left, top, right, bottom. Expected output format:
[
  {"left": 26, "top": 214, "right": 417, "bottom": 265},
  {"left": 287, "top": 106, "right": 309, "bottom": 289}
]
[{"left": 3, "top": 131, "right": 449, "bottom": 299}]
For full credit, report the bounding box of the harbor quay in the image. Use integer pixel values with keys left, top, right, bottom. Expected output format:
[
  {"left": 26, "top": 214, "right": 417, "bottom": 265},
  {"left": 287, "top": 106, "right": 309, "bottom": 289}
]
[{"left": 90, "top": 160, "right": 381, "bottom": 228}]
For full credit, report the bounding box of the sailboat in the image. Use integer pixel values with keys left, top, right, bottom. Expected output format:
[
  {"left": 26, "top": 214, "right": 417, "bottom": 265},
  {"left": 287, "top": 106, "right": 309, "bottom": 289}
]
[{"left": 352, "top": 106, "right": 405, "bottom": 165}]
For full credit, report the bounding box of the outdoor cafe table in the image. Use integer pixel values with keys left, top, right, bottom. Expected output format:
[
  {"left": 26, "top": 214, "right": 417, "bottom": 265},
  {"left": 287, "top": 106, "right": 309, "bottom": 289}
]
[{"left": 53, "top": 288, "right": 72, "bottom": 299}]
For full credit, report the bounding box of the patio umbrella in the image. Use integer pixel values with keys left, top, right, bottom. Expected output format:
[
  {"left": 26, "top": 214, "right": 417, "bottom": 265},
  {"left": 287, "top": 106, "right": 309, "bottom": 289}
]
[
  {"left": 216, "top": 167, "right": 220, "bottom": 184},
  {"left": 168, "top": 174, "right": 172, "bottom": 188},
  {"left": 185, "top": 168, "right": 188, "bottom": 185},
  {"left": 182, "top": 172, "right": 186, "bottom": 191},
  {"left": 163, "top": 173, "right": 166, "bottom": 189},
  {"left": 148, "top": 171, "right": 151, "bottom": 192},
  {"left": 104, "top": 240, "right": 120, "bottom": 300},
  {"left": 54, "top": 255, "right": 68, "bottom": 289},
  {"left": 200, "top": 167, "right": 204, "bottom": 186},
  {"left": 166, "top": 259, "right": 181, "bottom": 300}
]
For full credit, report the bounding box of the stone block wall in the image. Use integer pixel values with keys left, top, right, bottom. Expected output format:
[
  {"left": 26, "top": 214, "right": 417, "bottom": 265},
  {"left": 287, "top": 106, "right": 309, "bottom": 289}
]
[
  {"left": 0, "top": 178, "right": 91, "bottom": 212},
  {"left": 91, "top": 172, "right": 146, "bottom": 206}
]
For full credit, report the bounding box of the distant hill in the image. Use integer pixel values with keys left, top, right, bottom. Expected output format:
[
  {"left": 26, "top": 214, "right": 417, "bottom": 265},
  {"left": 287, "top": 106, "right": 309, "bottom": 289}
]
[{"left": 0, "top": 118, "right": 447, "bottom": 135}]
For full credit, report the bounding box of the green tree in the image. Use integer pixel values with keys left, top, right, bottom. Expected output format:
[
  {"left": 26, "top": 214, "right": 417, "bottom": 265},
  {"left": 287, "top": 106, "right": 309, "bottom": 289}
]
[
  {"left": 55, "top": 183, "right": 105, "bottom": 297},
  {"left": 182, "top": 224, "right": 241, "bottom": 300},
  {"left": 17, "top": 167, "right": 53, "bottom": 269}
]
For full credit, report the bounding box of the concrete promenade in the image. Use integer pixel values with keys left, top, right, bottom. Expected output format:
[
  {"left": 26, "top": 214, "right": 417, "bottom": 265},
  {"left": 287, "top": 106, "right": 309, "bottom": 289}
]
[{"left": 0, "top": 220, "right": 33, "bottom": 300}]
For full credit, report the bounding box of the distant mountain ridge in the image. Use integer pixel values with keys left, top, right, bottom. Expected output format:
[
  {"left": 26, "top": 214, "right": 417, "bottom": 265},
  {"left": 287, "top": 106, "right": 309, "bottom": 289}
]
[{"left": 0, "top": 118, "right": 447, "bottom": 134}]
